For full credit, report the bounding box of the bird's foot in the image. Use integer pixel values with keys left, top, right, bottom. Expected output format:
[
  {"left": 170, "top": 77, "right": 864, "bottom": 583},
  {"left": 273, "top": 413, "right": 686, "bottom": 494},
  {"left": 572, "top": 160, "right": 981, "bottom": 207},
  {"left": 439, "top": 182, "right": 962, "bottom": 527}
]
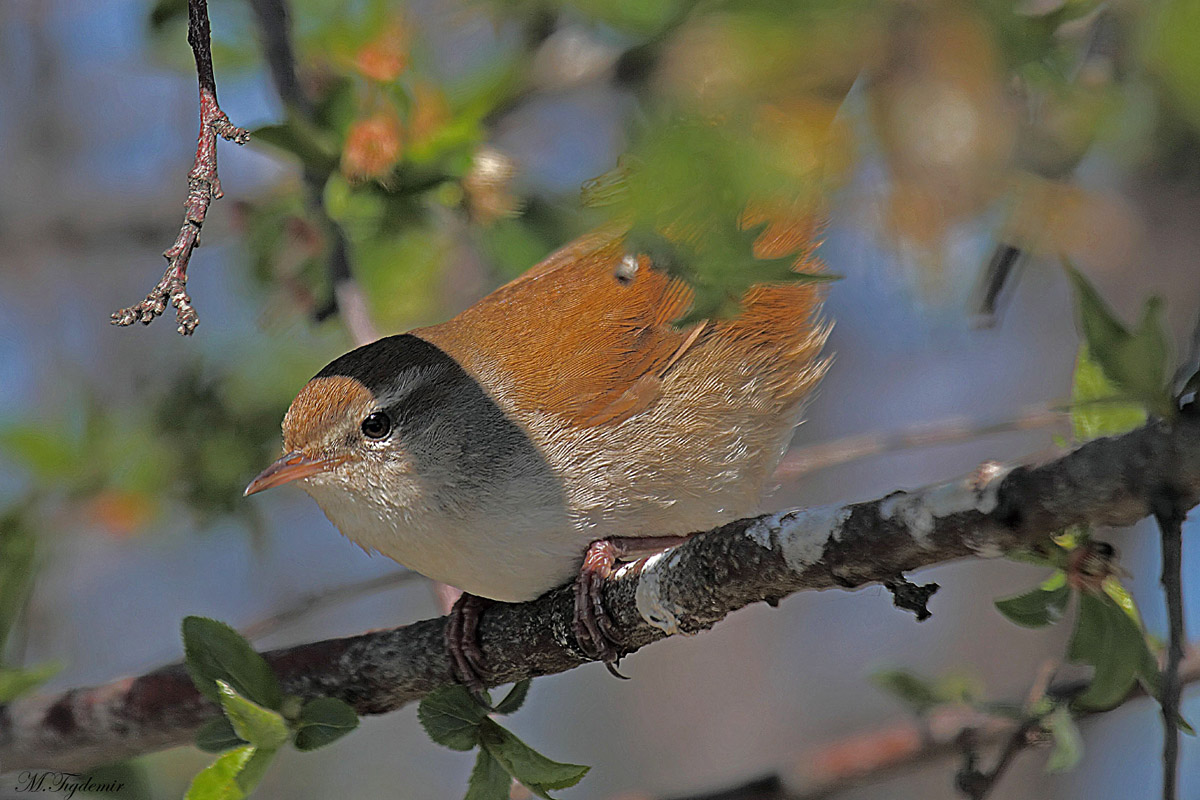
[
  {"left": 446, "top": 592, "right": 493, "bottom": 701},
  {"left": 573, "top": 535, "right": 695, "bottom": 678},
  {"left": 574, "top": 540, "right": 626, "bottom": 677}
]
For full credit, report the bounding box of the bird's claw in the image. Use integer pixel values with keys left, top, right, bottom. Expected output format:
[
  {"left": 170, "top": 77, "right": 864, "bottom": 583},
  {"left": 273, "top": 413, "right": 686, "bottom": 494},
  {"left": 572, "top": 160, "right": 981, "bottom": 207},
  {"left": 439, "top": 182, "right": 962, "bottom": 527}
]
[
  {"left": 446, "top": 593, "right": 493, "bottom": 702},
  {"left": 573, "top": 540, "right": 626, "bottom": 672}
]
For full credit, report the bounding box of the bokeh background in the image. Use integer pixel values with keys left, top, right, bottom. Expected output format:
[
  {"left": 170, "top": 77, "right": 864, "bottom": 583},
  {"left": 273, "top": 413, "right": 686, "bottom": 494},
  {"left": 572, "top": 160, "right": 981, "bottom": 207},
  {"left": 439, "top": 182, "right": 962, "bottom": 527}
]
[{"left": 1, "top": 0, "right": 1199, "bottom": 798}]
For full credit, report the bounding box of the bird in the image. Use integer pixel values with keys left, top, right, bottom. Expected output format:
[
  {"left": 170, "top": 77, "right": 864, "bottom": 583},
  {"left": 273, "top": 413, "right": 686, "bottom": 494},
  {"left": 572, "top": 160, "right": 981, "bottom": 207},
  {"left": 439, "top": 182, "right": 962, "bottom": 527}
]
[{"left": 245, "top": 217, "right": 830, "bottom": 692}]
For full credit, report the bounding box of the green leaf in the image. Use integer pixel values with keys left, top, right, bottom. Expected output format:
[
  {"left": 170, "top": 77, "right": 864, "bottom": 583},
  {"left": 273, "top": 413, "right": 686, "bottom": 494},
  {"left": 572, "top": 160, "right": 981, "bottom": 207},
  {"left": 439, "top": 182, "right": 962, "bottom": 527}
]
[
  {"left": 1071, "top": 343, "right": 1147, "bottom": 441},
  {"left": 195, "top": 716, "right": 248, "bottom": 754},
  {"left": 1044, "top": 705, "right": 1084, "bottom": 772},
  {"left": 1067, "top": 265, "right": 1172, "bottom": 417},
  {"left": 465, "top": 748, "right": 513, "bottom": 800},
  {"left": 216, "top": 680, "right": 290, "bottom": 750},
  {"left": 1101, "top": 577, "right": 1142, "bottom": 625},
  {"left": 1003, "top": 547, "right": 1062, "bottom": 568},
  {"left": 184, "top": 745, "right": 255, "bottom": 800},
  {"left": 479, "top": 719, "right": 590, "bottom": 798},
  {"left": 182, "top": 616, "right": 282, "bottom": 710},
  {"left": 417, "top": 685, "right": 489, "bottom": 751},
  {"left": 0, "top": 662, "right": 60, "bottom": 703},
  {"left": 294, "top": 697, "right": 360, "bottom": 751},
  {"left": 235, "top": 747, "right": 277, "bottom": 794},
  {"left": 1100, "top": 596, "right": 1199, "bottom": 735},
  {"left": 1068, "top": 592, "right": 1145, "bottom": 709},
  {"left": 492, "top": 679, "right": 532, "bottom": 716},
  {"left": 994, "top": 573, "right": 1071, "bottom": 628},
  {"left": 870, "top": 669, "right": 941, "bottom": 714}
]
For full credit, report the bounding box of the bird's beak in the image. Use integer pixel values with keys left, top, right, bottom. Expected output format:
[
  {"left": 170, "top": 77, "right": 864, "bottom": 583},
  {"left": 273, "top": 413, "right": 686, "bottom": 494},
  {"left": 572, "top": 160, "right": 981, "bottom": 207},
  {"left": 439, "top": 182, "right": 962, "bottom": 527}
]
[{"left": 244, "top": 451, "right": 339, "bottom": 496}]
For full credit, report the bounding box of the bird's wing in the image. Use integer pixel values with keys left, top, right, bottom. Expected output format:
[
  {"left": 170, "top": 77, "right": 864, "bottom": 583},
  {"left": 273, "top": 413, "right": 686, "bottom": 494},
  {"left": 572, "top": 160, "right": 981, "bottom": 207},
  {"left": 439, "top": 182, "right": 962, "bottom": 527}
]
[
  {"left": 416, "top": 230, "right": 696, "bottom": 427},
  {"left": 416, "top": 213, "right": 825, "bottom": 428}
]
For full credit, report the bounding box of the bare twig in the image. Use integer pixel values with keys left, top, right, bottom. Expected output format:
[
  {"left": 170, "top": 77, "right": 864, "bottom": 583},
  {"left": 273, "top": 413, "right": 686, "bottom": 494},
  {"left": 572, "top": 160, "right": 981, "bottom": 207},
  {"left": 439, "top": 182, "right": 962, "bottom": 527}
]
[
  {"left": 773, "top": 404, "right": 1067, "bottom": 481},
  {"left": 111, "top": 0, "right": 249, "bottom": 335},
  {"left": 241, "top": 569, "right": 420, "bottom": 641},
  {"left": 1153, "top": 491, "right": 1187, "bottom": 800},
  {"left": 2, "top": 415, "right": 1199, "bottom": 773},
  {"left": 956, "top": 659, "right": 1058, "bottom": 800}
]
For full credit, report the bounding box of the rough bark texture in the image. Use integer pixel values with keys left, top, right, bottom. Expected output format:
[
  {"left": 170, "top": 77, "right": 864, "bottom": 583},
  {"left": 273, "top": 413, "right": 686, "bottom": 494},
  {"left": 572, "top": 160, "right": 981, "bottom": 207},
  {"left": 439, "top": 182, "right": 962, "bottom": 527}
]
[{"left": 2, "top": 414, "right": 1197, "bottom": 773}]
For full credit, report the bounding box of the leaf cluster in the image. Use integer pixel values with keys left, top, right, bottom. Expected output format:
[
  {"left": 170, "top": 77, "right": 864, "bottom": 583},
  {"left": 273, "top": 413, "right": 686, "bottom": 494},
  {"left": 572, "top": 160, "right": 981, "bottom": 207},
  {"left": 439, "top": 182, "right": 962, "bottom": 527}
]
[
  {"left": 181, "top": 617, "right": 360, "bottom": 800},
  {"left": 419, "top": 683, "right": 589, "bottom": 800}
]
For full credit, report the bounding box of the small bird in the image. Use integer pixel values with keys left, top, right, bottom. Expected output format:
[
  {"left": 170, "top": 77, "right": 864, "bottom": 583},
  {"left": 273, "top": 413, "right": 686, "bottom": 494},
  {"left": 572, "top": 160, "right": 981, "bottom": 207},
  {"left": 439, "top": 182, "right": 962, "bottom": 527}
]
[{"left": 246, "top": 220, "right": 829, "bottom": 689}]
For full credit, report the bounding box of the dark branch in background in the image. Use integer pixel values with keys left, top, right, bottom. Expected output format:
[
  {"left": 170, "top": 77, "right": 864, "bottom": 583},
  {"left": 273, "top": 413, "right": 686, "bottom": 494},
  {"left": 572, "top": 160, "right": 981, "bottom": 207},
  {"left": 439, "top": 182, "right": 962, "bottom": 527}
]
[
  {"left": 1153, "top": 489, "right": 1187, "bottom": 800},
  {"left": 971, "top": 10, "right": 1122, "bottom": 327},
  {"left": 665, "top": 648, "right": 1200, "bottom": 800},
  {"left": 2, "top": 415, "right": 1199, "bottom": 773},
  {"left": 954, "top": 660, "right": 1058, "bottom": 800},
  {"left": 247, "top": 0, "right": 378, "bottom": 347},
  {"left": 111, "top": 0, "right": 249, "bottom": 335},
  {"left": 956, "top": 717, "right": 1042, "bottom": 800}
]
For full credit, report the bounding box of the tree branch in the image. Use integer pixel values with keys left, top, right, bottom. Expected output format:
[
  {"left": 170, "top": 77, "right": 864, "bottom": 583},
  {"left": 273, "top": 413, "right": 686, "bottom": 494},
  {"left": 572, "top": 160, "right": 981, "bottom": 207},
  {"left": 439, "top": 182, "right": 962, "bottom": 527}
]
[
  {"left": 1153, "top": 490, "right": 1187, "bottom": 800},
  {"left": 2, "top": 415, "right": 1199, "bottom": 773},
  {"left": 110, "top": 0, "right": 249, "bottom": 335}
]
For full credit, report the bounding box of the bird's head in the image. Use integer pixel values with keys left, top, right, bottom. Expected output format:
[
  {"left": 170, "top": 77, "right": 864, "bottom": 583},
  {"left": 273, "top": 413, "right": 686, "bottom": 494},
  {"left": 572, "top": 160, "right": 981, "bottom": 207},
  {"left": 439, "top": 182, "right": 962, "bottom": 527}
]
[{"left": 244, "top": 335, "right": 446, "bottom": 507}]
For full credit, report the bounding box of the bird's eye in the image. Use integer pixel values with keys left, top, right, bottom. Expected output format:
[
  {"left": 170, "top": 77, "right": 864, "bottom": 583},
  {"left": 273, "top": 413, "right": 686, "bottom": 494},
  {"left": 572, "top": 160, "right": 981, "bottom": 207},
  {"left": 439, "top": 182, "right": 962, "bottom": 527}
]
[{"left": 361, "top": 411, "right": 392, "bottom": 440}]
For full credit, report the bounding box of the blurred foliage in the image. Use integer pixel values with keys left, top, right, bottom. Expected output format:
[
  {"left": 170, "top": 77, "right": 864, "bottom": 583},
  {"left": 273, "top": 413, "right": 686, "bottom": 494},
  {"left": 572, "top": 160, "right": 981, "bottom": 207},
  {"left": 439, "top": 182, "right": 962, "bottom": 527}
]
[
  {"left": 0, "top": 504, "right": 60, "bottom": 702},
  {"left": 0, "top": 366, "right": 288, "bottom": 540},
  {"left": 870, "top": 667, "right": 984, "bottom": 715},
  {"left": 134, "top": 0, "right": 1200, "bottom": 333}
]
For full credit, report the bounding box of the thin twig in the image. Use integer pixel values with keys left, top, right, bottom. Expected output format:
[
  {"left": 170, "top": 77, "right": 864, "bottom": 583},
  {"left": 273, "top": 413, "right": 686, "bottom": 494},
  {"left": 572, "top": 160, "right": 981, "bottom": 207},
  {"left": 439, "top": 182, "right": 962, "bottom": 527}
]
[
  {"left": 1153, "top": 491, "right": 1187, "bottom": 800},
  {"left": 241, "top": 569, "right": 421, "bottom": 641},
  {"left": 964, "top": 717, "right": 1041, "bottom": 800},
  {"left": 111, "top": 0, "right": 249, "bottom": 335},
  {"left": 774, "top": 403, "right": 1067, "bottom": 480}
]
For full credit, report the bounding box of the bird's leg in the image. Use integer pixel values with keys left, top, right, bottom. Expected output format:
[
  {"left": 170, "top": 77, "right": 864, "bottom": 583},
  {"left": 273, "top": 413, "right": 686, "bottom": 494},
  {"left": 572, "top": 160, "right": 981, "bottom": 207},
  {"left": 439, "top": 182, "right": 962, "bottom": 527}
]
[
  {"left": 574, "top": 534, "right": 695, "bottom": 676},
  {"left": 446, "top": 592, "right": 493, "bottom": 700}
]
